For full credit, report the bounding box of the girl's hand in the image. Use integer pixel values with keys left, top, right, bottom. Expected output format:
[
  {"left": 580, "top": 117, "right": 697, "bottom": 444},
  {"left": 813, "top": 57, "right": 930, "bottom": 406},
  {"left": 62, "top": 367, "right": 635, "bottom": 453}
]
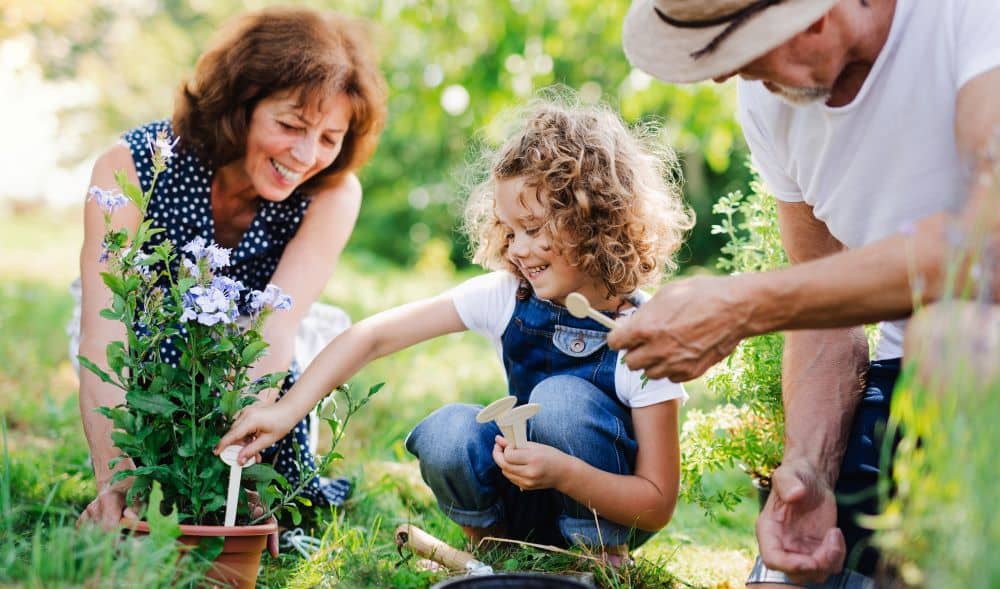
[
  {"left": 215, "top": 401, "right": 301, "bottom": 465},
  {"left": 491, "top": 436, "right": 570, "bottom": 491}
]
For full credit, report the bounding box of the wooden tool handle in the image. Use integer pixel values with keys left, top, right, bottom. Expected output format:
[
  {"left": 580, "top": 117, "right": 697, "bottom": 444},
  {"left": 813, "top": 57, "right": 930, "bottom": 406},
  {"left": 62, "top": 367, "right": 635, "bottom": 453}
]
[{"left": 394, "top": 524, "right": 478, "bottom": 571}]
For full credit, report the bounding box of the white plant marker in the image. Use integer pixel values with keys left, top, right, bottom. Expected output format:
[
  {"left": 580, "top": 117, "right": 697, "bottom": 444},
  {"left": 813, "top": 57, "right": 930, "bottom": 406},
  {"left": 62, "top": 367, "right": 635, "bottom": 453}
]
[
  {"left": 566, "top": 292, "right": 617, "bottom": 330},
  {"left": 219, "top": 445, "right": 256, "bottom": 527},
  {"left": 495, "top": 403, "right": 541, "bottom": 448}
]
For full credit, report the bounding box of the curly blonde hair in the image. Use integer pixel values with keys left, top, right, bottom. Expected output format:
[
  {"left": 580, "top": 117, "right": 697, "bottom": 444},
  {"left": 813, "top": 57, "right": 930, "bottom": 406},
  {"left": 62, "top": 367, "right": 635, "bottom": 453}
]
[{"left": 464, "top": 96, "right": 694, "bottom": 297}]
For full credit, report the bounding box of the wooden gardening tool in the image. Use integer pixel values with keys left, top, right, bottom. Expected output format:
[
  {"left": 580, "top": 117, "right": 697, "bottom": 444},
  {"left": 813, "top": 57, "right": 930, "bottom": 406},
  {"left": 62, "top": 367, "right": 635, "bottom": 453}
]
[
  {"left": 477, "top": 396, "right": 541, "bottom": 449},
  {"left": 565, "top": 292, "right": 617, "bottom": 329},
  {"left": 476, "top": 395, "right": 518, "bottom": 440},
  {"left": 494, "top": 403, "right": 541, "bottom": 448},
  {"left": 394, "top": 523, "right": 494, "bottom": 575},
  {"left": 219, "top": 445, "right": 256, "bottom": 527}
]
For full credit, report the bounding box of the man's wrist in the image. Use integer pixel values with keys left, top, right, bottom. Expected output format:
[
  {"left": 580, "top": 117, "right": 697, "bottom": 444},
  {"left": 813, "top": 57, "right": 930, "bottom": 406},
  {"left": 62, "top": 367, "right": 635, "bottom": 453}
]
[
  {"left": 733, "top": 272, "right": 793, "bottom": 336},
  {"left": 780, "top": 449, "right": 840, "bottom": 489}
]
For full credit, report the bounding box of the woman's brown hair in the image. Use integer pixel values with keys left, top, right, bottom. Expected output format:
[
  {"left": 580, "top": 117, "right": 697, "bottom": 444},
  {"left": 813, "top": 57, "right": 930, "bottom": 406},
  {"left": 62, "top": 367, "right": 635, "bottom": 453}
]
[{"left": 173, "top": 6, "right": 387, "bottom": 191}]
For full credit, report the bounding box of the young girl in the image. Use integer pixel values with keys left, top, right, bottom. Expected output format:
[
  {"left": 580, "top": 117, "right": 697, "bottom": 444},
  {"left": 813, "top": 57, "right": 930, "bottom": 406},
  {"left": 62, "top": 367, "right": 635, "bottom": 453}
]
[{"left": 218, "top": 98, "right": 694, "bottom": 558}]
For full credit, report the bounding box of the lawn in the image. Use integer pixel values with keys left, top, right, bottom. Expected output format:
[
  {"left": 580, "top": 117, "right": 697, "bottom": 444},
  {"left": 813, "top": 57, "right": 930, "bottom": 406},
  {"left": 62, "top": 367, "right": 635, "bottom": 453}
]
[{"left": 0, "top": 206, "right": 758, "bottom": 588}]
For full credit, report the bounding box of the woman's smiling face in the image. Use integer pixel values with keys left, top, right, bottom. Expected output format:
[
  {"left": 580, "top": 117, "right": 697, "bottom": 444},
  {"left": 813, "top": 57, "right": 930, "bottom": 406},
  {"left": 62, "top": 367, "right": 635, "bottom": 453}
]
[{"left": 241, "top": 90, "right": 352, "bottom": 201}]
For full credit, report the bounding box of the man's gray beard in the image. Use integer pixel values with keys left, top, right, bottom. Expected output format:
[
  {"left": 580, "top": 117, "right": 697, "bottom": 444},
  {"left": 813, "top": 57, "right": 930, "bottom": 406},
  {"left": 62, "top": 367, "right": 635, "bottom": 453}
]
[{"left": 769, "top": 82, "right": 832, "bottom": 106}]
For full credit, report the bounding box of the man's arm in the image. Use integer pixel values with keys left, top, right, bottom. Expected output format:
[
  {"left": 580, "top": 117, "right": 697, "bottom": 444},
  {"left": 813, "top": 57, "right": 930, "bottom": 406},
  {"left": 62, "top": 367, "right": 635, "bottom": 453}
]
[
  {"left": 612, "top": 67, "right": 1000, "bottom": 382},
  {"left": 744, "top": 66, "right": 1000, "bottom": 334},
  {"left": 753, "top": 201, "right": 869, "bottom": 583},
  {"left": 774, "top": 202, "right": 869, "bottom": 487}
]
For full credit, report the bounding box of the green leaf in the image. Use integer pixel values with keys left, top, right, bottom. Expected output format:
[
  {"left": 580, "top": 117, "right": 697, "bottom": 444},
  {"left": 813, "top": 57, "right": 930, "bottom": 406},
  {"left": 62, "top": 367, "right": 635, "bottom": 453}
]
[
  {"left": 219, "top": 388, "right": 239, "bottom": 418},
  {"left": 145, "top": 481, "right": 182, "bottom": 548},
  {"left": 213, "top": 338, "right": 234, "bottom": 353},
  {"left": 78, "top": 356, "right": 118, "bottom": 386},
  {"left": 240, "top": 340, "right": 269, "bottom": 365},
  {"left": 242, "top": 463, "right": 286, "bottom": 485},
  {"left": 98, "top": 309, "right": 121, "bottom": 321},
  {"left": 125, "top": 390, "right": 177, "bottom": 417},
  {"left": 101, "top": 272, "right": 126, "bottom": 297},
  {"left": 107, "top": 341, "right": 128, "bottom": 376}
]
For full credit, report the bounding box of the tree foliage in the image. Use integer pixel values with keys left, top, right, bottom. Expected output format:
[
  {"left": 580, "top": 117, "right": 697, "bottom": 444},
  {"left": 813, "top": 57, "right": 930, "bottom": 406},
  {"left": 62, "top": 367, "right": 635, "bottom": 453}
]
[{"left": 9, "top": 0, "right": 750, "bottom": 269}]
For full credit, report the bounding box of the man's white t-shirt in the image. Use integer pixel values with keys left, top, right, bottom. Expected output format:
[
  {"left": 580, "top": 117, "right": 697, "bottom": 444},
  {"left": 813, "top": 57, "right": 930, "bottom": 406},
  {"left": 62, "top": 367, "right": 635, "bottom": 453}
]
[
  {"left": 449, "top": 271, "right": 687, "bottom": 408},
  {"left": 737, "top": 0, "right": 1000, "bottom": 359}
]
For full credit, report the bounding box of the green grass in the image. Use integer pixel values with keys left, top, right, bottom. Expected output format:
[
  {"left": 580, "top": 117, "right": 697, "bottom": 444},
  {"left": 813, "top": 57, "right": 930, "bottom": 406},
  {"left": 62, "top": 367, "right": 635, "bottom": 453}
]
[{"left": 0, "top": 206, "right": 757, "bottom": 588}]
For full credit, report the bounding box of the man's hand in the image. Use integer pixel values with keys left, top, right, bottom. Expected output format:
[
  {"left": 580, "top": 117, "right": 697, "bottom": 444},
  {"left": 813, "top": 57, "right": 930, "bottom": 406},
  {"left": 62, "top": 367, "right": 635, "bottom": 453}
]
[
  {"left": 608, "top": 275, "right": 751, "bottom": 382},
  {"left": 78, "top": 482, "right": 135, "bottom": 530},
  {"left": 756, "top": 460, "right": 846, "bottom": 585},
  {"left": 492, "top": 436, "right": 569, "bottom": 491}
]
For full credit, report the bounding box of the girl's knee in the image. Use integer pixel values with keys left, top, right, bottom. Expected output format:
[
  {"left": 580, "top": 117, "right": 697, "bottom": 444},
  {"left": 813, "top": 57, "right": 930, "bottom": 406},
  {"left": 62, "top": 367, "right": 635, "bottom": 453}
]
[
  {"left": 406, "top": 404, "right": 496, "bottom": 469},
  {"left": 528, "top": 376, "right": 622, "bottom": 443},
  {"left": 528, "top": 375, "right": 607, "bottom": 413}
]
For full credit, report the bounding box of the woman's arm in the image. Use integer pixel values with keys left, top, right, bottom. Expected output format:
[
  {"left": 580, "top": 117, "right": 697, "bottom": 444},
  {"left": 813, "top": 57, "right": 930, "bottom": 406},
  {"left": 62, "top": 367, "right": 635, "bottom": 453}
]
[
  {"left": 496, "top": 400, "right": 681, "bottom": 532},
  {"left": 77, "top": 143, "right": 143, "bottom": 527},
  {"left": 219, "top": 293, "right": 468, "bottom": 463},
  {"left": 245, "top": 174, "right": 363, "bottom": 398}
]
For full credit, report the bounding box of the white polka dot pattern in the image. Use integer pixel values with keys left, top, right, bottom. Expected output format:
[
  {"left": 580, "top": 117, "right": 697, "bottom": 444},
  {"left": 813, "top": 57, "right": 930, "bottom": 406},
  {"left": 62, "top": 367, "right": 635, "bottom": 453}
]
[{"left": 120, "top": 120, "right": 349, "bottom": 507}]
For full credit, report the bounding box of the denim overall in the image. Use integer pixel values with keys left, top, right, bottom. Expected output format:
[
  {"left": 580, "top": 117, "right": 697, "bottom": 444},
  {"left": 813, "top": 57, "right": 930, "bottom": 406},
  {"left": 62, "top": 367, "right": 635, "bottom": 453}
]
[{"left": 405, "top": 290, "right": 652, "bottom": 548}]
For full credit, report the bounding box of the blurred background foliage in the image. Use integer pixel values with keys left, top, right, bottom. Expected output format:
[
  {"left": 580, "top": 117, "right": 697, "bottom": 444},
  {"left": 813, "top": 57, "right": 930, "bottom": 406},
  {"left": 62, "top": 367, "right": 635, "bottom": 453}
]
[{"left": 3, "top": 0, "right": 750, "bottom": 271}]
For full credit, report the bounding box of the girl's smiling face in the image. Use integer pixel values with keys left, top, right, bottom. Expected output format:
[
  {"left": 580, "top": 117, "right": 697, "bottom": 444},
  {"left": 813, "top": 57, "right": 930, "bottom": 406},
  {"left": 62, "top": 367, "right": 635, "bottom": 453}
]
[
  {"left": 241, "top": 90, "right": 352, "bottom": 201},
  {"left": 495, "top": 176, "right": 614, "bottom": 309}
]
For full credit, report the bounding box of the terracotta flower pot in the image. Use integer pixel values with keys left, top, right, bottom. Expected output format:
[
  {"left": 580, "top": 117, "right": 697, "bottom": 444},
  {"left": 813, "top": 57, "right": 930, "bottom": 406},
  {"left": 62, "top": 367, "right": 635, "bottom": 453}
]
[{"left": 122, "top": 517, "right": 280, "bottom": 589}]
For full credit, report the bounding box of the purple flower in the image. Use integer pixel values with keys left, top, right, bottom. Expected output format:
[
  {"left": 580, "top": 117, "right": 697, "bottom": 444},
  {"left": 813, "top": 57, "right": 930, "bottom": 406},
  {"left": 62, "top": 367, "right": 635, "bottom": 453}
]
[
  {"left": 182, "top": 257, "right": 201, "bottom": 279},
  {"left": 196, "top": 311, "right": 230, "bottom": 326},
  {"left": 146, "top": 131, "right": 179, "bottom": 162},
  {"left": 89, "top": 186, "right": 129, "bottom": 214},
  {"left": 248, "top": 284, "right": 293, "bottom": 312},
  {"left": 211, "top": 276, "right": 244, "bottom": 301},
  {"left": 204, "top": 244, "right": 232, "bottom": 270},
  {"left": 181, "top": 284, "right": 237, "bottom": 326},
  {"left": 182, "top": 237, "right": 207, "bottom": 258},
  {"left": 181, "top": 237, "right": 231, "bottom": 270}
]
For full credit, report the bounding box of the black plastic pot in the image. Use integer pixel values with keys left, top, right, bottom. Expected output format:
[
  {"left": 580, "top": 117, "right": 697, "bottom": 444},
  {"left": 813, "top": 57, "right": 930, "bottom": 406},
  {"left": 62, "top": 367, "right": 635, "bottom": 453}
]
[
  {"left": 430, "top": 573, "right": 592, "bottom": 588},
  {"left": 752, "top": 476, "right": 772, "bottom": 510}
]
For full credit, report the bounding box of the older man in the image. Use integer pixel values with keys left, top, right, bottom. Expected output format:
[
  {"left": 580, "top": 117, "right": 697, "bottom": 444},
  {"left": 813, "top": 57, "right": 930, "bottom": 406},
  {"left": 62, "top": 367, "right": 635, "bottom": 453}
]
[{"left": 613, "top": 0, "right": 1000, "bottom": 587}]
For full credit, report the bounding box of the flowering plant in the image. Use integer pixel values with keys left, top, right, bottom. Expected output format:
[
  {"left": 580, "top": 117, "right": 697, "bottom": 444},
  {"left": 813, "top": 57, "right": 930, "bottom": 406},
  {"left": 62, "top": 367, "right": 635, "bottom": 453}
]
[
  {"left": 680, "top": 173, "right": 786, "bottom": 516},
  {"left": 80, "top": 131, "right": 297, "bottom": 525}
]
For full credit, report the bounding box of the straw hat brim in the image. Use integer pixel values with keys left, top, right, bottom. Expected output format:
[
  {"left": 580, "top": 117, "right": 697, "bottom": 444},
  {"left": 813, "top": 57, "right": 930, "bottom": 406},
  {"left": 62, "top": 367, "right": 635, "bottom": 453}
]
[{"left": 622, "top": 0, "right": 838, "bottom": 83}]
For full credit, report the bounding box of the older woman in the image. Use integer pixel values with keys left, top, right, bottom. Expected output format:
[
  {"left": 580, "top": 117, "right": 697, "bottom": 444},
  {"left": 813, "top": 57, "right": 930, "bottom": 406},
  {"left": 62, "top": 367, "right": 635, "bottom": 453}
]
[{"left": 75, "top": 6, "right": 386, "bottom": 528}]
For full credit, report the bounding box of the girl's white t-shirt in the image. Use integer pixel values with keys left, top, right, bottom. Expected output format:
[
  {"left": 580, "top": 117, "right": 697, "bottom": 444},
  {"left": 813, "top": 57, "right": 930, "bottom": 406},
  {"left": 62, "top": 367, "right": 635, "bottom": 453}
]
[
  {"left": 448, "top": 271, "right": 687, "bottom": 408},
  {"left": 736, "top": 0, "right": 1000, "bottom": 359}
]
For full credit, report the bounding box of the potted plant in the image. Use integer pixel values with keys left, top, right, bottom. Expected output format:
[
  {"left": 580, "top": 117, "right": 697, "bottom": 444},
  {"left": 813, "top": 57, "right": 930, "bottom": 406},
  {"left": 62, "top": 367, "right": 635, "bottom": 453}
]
[
  {"left": 79, "top": 131, "right": 378, "bottom": 587},
  {"left": 680, "top": 172, "right": 787, "bottom": 515}
]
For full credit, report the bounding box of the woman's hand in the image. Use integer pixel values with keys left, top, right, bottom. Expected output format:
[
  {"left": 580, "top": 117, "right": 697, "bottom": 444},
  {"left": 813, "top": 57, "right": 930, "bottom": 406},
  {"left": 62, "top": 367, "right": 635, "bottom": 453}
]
[
  {"left": 491, "top": 436, "right": 571, "bottom": 491},
  {"left": 77, "top": 480, "right": 139, "bottom": 530},
  {"left": 215, "top": 400, "right": 302, "bottom": 465}
]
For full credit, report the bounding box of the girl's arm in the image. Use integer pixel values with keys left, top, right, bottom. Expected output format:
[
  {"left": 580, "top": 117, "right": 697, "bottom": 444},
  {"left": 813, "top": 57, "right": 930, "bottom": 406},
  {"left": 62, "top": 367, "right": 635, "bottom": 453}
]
[
  {"left": 219, "top": 292, "right": 468, "bottom": 463},
  {"left": 495, "top": 399, "right": 680, "bottom": 532},
  {"left": 244, "top": 174, "right": 362, "bottom": 401},
  {"left": 78, "top": 144, "right": 144, "bottom": 527}
]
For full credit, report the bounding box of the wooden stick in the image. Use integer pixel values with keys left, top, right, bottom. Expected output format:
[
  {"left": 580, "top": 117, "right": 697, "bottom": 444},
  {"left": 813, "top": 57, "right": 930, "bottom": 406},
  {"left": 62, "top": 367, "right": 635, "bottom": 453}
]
[
  {"left": 394, "top": 524, "right": 492, "bottom": 574},
  {"left": 566, "top": 292, "right": 617, "bottom": 329}
]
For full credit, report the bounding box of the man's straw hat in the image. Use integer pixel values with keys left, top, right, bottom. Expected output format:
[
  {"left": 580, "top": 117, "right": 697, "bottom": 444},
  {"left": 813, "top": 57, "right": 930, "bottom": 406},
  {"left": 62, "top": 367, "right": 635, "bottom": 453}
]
[{"left": 622, "top": 0, "right": 838, "bottom": 83}]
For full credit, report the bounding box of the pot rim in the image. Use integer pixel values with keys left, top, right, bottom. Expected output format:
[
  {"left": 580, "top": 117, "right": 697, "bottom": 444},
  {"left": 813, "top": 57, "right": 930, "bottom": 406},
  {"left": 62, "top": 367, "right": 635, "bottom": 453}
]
[{"left": 121, "top": 515, "right": 278, "bottom": 536}]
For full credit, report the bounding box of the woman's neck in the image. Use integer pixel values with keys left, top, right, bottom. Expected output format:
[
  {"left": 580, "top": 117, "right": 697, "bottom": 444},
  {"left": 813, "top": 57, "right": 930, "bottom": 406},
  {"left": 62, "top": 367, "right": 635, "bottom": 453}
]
[
  {"left": 212, "top": 160, "right": 257, "bottom": 204},
  {"left": 210, "top": 160, "right": 259, "bottom": 248}
]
